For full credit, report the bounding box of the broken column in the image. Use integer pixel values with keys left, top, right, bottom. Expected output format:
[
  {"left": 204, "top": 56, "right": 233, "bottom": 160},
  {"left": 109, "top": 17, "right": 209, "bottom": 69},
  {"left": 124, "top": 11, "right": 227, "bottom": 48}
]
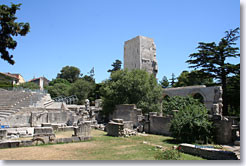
[{"left": 73, "top": 121, "right": 92, "bottom": 137}]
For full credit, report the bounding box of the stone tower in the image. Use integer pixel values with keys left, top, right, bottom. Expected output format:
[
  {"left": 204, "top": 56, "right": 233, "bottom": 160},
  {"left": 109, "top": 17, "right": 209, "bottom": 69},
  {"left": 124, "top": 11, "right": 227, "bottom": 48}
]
[{"left": 124, "top": 36, "right": 158, "bottom": 76}]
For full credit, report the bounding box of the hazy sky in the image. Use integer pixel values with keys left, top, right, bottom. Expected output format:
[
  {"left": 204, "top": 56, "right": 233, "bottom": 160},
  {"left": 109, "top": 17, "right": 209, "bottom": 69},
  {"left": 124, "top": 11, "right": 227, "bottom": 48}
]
[{"left": 0, "top": 0, "right": 240, "bottom": 83}]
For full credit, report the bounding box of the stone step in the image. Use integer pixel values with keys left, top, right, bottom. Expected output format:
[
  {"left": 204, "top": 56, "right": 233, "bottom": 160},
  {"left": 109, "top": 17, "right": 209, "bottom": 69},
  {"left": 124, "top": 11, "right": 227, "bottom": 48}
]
[
  {"left": 0, "top": 115, "right": 9, "bottom": 118},
  {"left": 0, "top": 112, "right": 12, "bottom": 116}
]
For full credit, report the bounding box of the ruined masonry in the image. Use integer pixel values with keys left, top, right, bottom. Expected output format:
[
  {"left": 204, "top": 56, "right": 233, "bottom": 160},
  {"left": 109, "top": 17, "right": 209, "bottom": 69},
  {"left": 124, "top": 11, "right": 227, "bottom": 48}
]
[{"left": 124, "top": 36, "right": 158, "bottom": 76}]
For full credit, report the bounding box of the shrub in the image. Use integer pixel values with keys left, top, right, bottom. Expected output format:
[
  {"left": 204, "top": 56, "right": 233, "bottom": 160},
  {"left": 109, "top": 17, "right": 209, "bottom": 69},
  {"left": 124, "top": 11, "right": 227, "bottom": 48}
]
[
  {"left": 162, "top": 96, "right": 202, "bottom": 115},
  {"left": 170, "top": 104, "right": 212, "bottom": 144},
  {"left": 155, "top": 149, "right": 181, "bottom": 160}
]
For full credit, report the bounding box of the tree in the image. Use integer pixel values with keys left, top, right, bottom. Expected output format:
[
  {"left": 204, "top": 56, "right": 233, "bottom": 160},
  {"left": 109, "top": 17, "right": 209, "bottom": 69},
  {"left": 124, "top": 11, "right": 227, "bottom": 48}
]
[
  {"left": 0, "top": 3, "right": 30, "bottom": 65},
  {"left": 68, "top": 78, "right": 95, "bottom": 104},
  {"left": 159, "top": 76, "right": 169, "bottom": 88},
  {"left": 107, "top": 59, "right": 122, "bottom": 73},
  {"left": 186, "top": 28, "right": 240, "bottom": 115},
  {"left": 169, "top": 73, "right": 176, "bottom": 87},
  {"left": 100, "top": 69, "right": 162, "bottom": 116},
  {"left": 174, "top": 70, "right": 214, "bottom": 87},
  {"left": 48, "top": 78, "right": 70, "bottom": 86},
  {"left": 57, "top": 66, "right": 81, "bottom": 83},
  {"left": 46, "top": 82, "right": 70, "bottom": 98}
]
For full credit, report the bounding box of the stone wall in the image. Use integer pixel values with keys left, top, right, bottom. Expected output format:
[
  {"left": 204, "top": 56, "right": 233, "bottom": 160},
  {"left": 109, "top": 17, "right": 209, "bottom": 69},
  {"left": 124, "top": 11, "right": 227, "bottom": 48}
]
[
  {"left": 112, "top": 104, "right": 142, "bottom": 127},
  {"left": 1, "top": 107, "right": 78, "bottom": 127},
  {"left": 149, "top": 115, "right": 172, "bottom": 136},
  {"left": 163, "top": 85, "right": 223, "bottom": 115}
]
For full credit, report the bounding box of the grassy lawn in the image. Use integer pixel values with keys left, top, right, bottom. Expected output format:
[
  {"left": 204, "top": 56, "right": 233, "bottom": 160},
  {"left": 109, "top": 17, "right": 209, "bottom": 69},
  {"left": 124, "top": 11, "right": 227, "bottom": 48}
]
[{"left": 0, "top": 130, "right": 204, "bottom": 160}]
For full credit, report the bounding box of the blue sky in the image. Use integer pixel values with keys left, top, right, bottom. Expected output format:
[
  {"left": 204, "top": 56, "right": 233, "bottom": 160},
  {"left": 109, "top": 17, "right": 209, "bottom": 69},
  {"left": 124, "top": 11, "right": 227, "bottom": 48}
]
[{"left": 0, "top": 0, "right": 240, "bottom": 83}]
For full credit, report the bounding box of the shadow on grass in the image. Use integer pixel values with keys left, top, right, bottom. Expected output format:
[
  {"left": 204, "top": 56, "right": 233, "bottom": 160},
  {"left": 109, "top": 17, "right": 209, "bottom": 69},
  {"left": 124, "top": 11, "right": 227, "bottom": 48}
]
[{"left": 162, "top": 138, "right": 182, "bottom": 145}]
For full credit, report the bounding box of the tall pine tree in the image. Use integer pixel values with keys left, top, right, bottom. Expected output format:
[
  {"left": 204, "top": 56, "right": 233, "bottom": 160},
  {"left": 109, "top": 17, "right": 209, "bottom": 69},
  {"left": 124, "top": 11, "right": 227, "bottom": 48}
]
[{"left": 186, "top": 28, "right": 240, "bottom": 115}]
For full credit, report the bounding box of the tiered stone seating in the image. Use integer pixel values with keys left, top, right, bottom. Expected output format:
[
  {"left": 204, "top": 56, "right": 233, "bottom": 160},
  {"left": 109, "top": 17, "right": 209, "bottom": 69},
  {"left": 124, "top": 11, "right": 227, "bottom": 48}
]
[{"left": 0, "top": 89, "right": 47, "bottom": 121}]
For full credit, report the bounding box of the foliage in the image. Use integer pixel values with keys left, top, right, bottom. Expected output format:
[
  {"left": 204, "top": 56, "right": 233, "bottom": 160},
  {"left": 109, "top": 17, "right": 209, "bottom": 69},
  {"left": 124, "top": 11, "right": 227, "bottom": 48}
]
[
  {"left": 159, "top": 76, "right": 169, "bottom": 88},
  {"left": 68, "top": 78, "right": 96, "bottom": 104},
  {"left": 169, "top": 73, "right": 176, "bottom": 87},
  {"left": 46, "top": 82, "right": 70, "bottom": 98},
  {"left": 100, "top": 69, "right": 162, "bottom": 116},
  {"left": 174, "top": 70, "right": 214, "bottom": 87},
  {"left": 48, "top": 78, "right": 70, "bottom": 86},
  {"left": 155, "top": 149, "right": 181, "bottom": 160},
  {"left": 227, "top": 73, "right": 240, "bottom": 116},
  {"left": 0, "top": 3, "right": 30, "bottom": 65},
  {"left": 16, "top": 82, "right": 39, "bottom": 90},
  {"left": 107, "top": 59, "right": 122, "bottom": 73},
  {"left": 57, "top": 66, "right": 81, "bottom": 83},
  {"left": 162, "top": 96, "right": 203, "bottom": 115},
  {"left": 170, "top": 104, "right": 212, "bottom": 144},
  {"left": 186, "top": 28, "right": 240, "bottom": 115}
]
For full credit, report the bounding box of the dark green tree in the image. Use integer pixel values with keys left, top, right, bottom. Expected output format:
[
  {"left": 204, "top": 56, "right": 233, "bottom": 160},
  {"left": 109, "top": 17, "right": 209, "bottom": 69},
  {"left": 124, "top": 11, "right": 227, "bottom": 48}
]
[
  {"left": 46, "top": 82, "right": 70, "bottom": 98},
  {"left": 159, "top": 76, "right": 169, "bottom": 88},
  {"left": 0, "top": 3, "right": 30, "bottom": 65},
  {"left": 107, "top": 59, "right": 122, "bottom": 73},
  {"left": 186, "top": 28, "right": 240, "bottom": 115},
  {"left": 227, "top": 73, "right": 240, "bottom": 116},
  {"left": 48, "top": 78, "right": 70, "bottom": 86},
  {"left": 174, "top": 70, "right": 214, "bottom": 87},
  {"left": 169, "top": 73, "right": 176, "bottom": 87},
  {"left": 68, "top": 78, "right": 95, "bottom": 104},
  {"left": 101, "top": 69, "right": 162, "bottom": 116},
  {"left": 57, "top": 66, "right": 81, "bottom": 83}
]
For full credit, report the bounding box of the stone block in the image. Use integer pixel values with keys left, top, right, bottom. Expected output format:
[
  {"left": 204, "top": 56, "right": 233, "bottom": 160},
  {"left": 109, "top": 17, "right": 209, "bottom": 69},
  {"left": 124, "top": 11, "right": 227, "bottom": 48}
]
[
  {"left": 73, "top": 121, "right": 91, "bottom": 137},
  {"left": 178, "top": 143, "right": 238, "bottom": 160},
  {"left": 34, "top": 127, "right": 53, "bottom": 135},
  {"left": 107, "top": 121, "right": 124, "bottom": 137},
  {"left": 0, "top": 129, "right": 7, "bottom": 140},
  {"left": 123, "top": 121, "right": 133, "bottom": 130}
]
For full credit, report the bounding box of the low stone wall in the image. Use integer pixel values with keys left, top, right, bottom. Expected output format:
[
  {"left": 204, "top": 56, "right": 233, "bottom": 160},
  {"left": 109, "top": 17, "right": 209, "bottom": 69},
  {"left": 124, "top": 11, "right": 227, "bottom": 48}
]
[
  {"left": 112, "top": 104, "right": 142, "bottom": 127},
  {"left": 0, "top": 129, "right": 7, "bottom": 140},
  {"left": 148, "top": 115, "right": 172, "bottom": 136},
  {"left": 178, "top": 143, "right": 238, "bottom": 160},
  {"left": 0, "top": 136, "right": 92, "bottom": 149}
]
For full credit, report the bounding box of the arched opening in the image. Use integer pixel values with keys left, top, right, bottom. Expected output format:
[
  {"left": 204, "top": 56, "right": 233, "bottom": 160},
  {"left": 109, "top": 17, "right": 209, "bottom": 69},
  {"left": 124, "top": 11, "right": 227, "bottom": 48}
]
[
  {"left": 163, "top": 95, "right": 170, "bottom": 101},
  {"left": 193, "top": 93, "right": 204, "bottom": 103}
]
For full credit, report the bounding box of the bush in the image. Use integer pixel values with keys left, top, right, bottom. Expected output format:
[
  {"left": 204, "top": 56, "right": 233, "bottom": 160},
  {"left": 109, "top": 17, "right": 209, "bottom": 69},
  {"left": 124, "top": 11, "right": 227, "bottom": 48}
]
[
  {"left": 162, "top": 96, "right": 202, "bottom": 115},
  {"left": 155, "top": 149, "right": 181, "bottom": 160},
  {"left": 100, "top": 69, "right": 162, "bottom": 115},
  {"left": 170, "top": 104, "right": 212, "bottom": 144}
]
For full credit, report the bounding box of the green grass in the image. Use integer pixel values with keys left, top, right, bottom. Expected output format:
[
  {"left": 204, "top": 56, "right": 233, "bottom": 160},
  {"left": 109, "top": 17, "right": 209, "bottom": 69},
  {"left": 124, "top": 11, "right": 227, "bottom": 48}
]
[{"left": 0, "top": 129, "right": 205, "bottom": 160}]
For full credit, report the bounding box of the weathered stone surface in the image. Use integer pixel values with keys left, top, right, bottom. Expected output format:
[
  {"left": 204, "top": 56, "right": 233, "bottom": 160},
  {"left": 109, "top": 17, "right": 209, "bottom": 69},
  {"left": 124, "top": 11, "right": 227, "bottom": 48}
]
[
  {"left": 178, "top": 143, "right": 238, "bottom": 160},
  {"left": 0, "top": 129, "right": 7, "bottom": 140},
  {"left": 149, "top": 116, "right": 171, "bottom": 136},
  {"left": 213, "top": 120, "right": 232, "bottom": 144},
  {"left": 34, "top": 127, "right": 53, "bottom": 135},
  {"left": 124, "top": 36, "right": 158, "bottom": 76},
  {"left": 112, "top": 104, "right": 142, "bottom": 127},
  {"left": 107, "top": 121, "right": 124, "bottom": 137},
  {"left": 73, "top": 121, "right": 91, "bottom": 137}
]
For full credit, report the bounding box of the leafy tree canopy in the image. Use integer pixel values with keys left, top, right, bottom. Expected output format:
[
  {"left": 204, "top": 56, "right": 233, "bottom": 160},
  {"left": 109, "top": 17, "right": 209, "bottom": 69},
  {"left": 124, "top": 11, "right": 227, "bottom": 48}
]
[
  {"left": 186, "top": 28, "right": 240, "bottom": 115},
  {"left": 174, "top": 70, "right": 214, "bottom": 87},
  {"left": 68, "top": 78, "right": 96, "bottom": 104},
  {"left": 57, "top": 66, "right": 81, "bottom": 83},
  {"left": 100, "top": 69, "right": 162, "bottom": 116},
  {"left": 0, "top": 3, "right": 30, "bottom": 65}
]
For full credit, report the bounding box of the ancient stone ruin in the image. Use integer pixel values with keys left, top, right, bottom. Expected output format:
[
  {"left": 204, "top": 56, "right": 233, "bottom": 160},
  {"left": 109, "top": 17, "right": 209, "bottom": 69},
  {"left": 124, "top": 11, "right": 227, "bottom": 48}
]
[{"left": 124, "top": 36, "right": 158, "bottom": 77}]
